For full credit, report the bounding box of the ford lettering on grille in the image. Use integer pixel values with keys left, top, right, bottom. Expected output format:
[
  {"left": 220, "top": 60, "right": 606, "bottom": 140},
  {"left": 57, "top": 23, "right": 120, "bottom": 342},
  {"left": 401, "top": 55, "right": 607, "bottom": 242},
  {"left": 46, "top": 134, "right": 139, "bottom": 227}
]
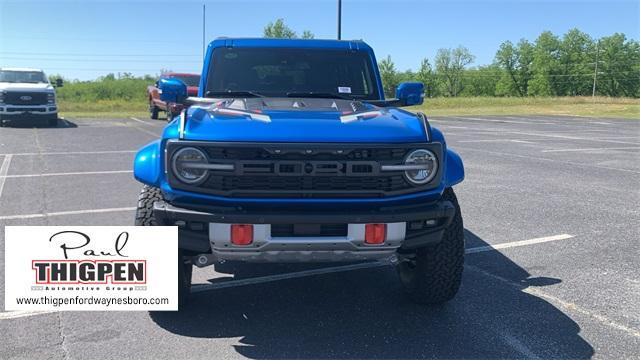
[{"left": 166, "top": 142, "right": 442, "bottom": 198}]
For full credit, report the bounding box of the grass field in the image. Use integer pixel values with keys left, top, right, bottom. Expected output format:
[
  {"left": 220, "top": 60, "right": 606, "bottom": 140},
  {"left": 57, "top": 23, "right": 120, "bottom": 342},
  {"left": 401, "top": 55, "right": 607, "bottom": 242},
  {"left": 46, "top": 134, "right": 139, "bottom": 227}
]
[
  {"left": 58, "top": 96, "right": 639, "bottom": 119},
  {"left": 58, "top": 99, "right": 149, "bottom": 119},
  {"left": 408, "top": 96, "right": 639, "bottom": 118}
]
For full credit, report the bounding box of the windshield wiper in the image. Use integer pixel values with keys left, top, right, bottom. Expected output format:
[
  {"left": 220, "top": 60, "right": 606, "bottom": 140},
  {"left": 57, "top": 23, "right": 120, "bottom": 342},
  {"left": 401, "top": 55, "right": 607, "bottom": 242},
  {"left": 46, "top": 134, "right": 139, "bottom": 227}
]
[
  {"left": 205, "top": 90, "right": 265, "bottom": 98},
  {"left": 286, "top": 92, "right": 351, "bottom": 100}
]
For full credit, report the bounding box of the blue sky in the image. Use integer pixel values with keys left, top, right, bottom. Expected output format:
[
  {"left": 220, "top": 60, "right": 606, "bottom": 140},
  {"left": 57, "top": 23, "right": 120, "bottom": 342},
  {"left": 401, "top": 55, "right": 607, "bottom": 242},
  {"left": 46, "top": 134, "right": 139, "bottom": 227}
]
[{"left": 1, "top": 0, "right": 638, "bottom": 80}]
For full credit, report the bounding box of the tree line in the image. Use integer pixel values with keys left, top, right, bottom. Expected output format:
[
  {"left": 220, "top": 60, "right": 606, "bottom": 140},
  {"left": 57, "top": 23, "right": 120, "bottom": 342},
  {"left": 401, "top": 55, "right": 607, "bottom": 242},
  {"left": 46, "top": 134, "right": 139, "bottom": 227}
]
[
  {"left": 379, "top": 29, "right": 639, "bottom": 98},
  {"left": 52, "top": 24, "right": 638, "bottom": 103},
  {"left": 261, "top": 21, "right": 638, "bottom": 98}
]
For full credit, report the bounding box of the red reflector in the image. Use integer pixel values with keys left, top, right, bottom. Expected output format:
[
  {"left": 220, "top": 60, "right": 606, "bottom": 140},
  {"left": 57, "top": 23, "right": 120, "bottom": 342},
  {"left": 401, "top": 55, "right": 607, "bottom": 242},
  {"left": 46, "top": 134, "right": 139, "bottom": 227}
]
[
  {"left": 231, "top": 224, "right": 253, "bottom": 245},
  {"left": 365, "top": 224, "right": 386, "bottom": 244}
]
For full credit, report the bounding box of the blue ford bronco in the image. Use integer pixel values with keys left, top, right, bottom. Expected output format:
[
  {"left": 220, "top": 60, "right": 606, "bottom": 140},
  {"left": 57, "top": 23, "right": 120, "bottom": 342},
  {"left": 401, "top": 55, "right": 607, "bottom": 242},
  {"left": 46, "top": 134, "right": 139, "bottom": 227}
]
[{"left": 133, "top": 38, "right": 465, "bottom": 308}]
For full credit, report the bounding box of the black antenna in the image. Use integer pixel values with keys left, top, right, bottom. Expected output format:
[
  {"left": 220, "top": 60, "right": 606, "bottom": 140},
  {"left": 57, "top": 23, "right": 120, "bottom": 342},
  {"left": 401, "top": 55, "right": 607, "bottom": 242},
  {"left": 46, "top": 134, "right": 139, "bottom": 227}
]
[{"left": 337, "top": 0, "right": 342, "bottom": 40}]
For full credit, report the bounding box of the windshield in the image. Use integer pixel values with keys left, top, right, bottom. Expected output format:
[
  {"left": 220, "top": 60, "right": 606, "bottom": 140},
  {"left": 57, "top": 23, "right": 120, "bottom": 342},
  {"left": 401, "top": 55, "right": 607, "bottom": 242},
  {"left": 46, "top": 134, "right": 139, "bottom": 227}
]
[
  {"left": 172, "top": 75, "right": 200, "bottom": 87},
  {"left": 206, "top": 47, "right": 380, "bottom": 100},
  {"left": 0, "top": 70, "right": 48, "bottom": 83}
]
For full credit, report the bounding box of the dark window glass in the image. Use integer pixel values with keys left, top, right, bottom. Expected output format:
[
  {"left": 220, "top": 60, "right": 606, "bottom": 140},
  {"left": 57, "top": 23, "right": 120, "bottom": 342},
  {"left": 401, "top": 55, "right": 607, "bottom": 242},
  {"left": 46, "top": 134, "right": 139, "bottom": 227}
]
[
  {"left": 173, "top": 75, "right": 200, "bottom": 87},
  {"left": 0, "top": 70, "right": 47, "bottom": 83},
  {"left": 206, "top": 47, "right": 379, "bottom": 99}
]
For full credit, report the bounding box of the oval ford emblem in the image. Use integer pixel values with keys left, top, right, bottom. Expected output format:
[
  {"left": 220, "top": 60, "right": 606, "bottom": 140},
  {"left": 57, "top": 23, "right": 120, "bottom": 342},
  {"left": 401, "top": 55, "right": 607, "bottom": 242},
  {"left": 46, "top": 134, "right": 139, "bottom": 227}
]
[{"left": 20, "top": 95, "right": 33, "bottom": 101}]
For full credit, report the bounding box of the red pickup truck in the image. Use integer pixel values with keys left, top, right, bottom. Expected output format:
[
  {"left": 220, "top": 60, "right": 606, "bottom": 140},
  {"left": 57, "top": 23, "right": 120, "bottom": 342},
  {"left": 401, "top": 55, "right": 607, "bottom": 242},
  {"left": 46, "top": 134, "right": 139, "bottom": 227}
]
[{"left": 147, "top": 73, "right": 200, "bottom": 120}]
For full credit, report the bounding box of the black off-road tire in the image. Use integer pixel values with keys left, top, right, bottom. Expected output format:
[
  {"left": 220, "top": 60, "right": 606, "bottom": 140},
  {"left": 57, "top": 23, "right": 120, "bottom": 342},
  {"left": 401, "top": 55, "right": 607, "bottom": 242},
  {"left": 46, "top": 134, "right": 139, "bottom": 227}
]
[
  {"left": 149, "top": 102, "right": 159, "bottom": 120},
  {"left": 135, "top": 185, "right": 192, "bottom": 309},
  {"left": 397, "top": 187, "right": 464, "bottom": 304}
]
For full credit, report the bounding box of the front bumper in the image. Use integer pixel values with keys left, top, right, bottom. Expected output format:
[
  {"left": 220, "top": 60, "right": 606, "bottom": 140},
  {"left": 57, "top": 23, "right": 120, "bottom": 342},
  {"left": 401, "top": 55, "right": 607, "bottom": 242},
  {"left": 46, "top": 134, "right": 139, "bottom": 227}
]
[
  {"left": 0, "top": 105, "right": 57, "bottom": 117},
  {"left": 153, "top": 198, "right": 455, "bottom": 262}
]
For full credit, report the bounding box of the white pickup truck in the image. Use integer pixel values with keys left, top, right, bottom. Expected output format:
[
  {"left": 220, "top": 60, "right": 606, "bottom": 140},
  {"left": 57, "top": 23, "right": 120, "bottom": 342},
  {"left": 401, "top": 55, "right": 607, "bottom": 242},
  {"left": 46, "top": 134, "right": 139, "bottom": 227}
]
[{"left": 0, "top": 67, "right": 62, "bottom": 127}]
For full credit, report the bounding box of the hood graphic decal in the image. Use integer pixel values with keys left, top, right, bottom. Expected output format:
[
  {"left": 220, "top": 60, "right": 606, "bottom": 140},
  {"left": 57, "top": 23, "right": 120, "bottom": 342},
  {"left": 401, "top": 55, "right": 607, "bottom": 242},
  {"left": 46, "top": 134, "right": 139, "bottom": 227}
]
[{"left": 181, "top": 97, "right": 425, "bottom": 143}]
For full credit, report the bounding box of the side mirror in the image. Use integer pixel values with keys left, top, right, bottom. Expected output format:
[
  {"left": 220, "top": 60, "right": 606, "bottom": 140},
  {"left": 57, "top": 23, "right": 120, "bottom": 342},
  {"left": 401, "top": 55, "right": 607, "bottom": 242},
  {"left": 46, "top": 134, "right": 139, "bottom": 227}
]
[
  {"left": 158, "top": 78, "right": 187, "bottom": 104},
  {"left": 395, "top": 82, "right": 424, "bottom": 106},
  {"left": 55, "top": 78, "right": 63, "bottom": 88}
]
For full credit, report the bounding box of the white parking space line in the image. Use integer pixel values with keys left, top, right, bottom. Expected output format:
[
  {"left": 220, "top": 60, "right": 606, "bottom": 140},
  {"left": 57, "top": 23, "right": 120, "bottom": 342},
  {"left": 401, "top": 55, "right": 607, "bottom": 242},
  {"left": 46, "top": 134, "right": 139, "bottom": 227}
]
[
  {"left": 497, "top": 330, "right": 542, "bottom": 360},
  {"left": 0, "top": 233, "right": 576, "bottom": 320},
  {"left": 0, "top": 206, "right": 136, "bottom": 220},
  {"left": 486, "top": 130, "right": 640, "bottom": 145},
  {"left": 192, "top": 233, "right": 576, "bottom": 293},
  {"left": 129, "top": 117, "right": 147, "bottom": 124},
  {"left": 0, "top": 154, "right": 13, "bottom": 201},
  {"left": 465, "top": 234, "right": 574, "bottom": 254},
  {"left": 455, "top": 145, "right": 640, "bottom": 174},
  {"left": 131, "top": 125, "right": 161, "bottom": 137},
  {"left": 458, "top": 139, "right": 537, "bottom": 143},
  {"left": 458, "top": 139, "right": 512, "bottom": 143},
  {"left": 468, "top": 265, "right": 640, "bottom": 339},
  {"left": 0, "top": 170, "right": 133, "bottom": 179},
  {"left": 0, "top": 150, "right": 136, "bottom": 157},
  {"left": 541, "top": 146, "right": 640, "bottom": 153},
  {"left": 452, "top": 116, "right": 554, "bottom": 125},
  {"left": 0, "top": 310, "right": 58, "bottom": 320}
]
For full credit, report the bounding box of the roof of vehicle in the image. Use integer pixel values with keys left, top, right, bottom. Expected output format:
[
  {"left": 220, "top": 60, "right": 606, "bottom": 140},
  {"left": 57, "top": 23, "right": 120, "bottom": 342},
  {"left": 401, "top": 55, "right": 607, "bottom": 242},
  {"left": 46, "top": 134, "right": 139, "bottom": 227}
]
[
  {"left": 209, "top": 37, "right": 372, "bottom": 51},
  {"left": 0, "top": 67, "right": 45, "bottom": 72},
  {"left": 162, "top": 72, "right": 200, "bottom": 77}
]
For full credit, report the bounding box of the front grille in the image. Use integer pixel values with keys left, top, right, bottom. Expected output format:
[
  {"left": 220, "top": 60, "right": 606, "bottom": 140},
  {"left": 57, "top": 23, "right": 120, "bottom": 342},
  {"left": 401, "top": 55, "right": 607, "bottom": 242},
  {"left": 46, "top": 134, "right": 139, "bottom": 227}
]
[
  {"left": 6, "top": 107, "right": 46, "bottom": 112},
  {"left": 4, "top": 92, "right": 48, "bottom": 105},
  {"left": 168, "top": 142, "right": 442, "bottom": 199},
  {"left": 271, "top": 224, "right": 348, "bottom": 237},
  {"left": 204, "top": 174, "right": 410, "bottom": 196}
]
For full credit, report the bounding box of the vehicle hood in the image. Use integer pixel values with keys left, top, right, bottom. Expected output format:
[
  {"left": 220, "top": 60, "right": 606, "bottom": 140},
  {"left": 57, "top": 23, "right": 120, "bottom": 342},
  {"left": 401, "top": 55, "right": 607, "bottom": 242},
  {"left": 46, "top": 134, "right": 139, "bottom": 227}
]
[
  {"left": 0, "top": 82, "right": 54, "bottom": 92},
  {"left": 181, "top": 98, "right": 427, "bottom": 143}
]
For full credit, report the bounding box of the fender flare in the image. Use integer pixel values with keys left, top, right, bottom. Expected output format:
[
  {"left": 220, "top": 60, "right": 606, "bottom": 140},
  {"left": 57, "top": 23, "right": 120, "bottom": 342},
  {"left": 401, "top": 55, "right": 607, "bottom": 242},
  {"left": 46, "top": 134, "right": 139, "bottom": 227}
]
[
  {"left": 133, "top": 140, "right": 162, "bottom": 187},
  {"left": 443, "top": 148, "right": 464, "bottom": 187}
]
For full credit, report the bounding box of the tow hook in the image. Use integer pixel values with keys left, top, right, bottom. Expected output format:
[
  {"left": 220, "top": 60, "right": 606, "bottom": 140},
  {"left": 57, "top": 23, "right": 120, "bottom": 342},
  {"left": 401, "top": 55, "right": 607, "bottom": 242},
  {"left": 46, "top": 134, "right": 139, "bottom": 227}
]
[{"left": 193, "top": 254, "right": 216, "bottom": 267}]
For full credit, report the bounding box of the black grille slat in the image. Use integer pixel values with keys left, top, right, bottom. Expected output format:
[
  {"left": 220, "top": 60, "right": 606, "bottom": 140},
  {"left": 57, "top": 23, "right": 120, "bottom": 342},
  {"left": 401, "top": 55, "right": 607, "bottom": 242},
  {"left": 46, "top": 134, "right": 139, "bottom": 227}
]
[
  {"left": 204, "top": 147, "right": 407, "bottom": 161},
  {"left": 205, "top": 175, "right": 410, "bottom": 193},
  {"left": 6, "top": 107, "right": 47, "bottom": 112},
  {"left": 5, "top": 92, "right": 48, "bottom": 105}
]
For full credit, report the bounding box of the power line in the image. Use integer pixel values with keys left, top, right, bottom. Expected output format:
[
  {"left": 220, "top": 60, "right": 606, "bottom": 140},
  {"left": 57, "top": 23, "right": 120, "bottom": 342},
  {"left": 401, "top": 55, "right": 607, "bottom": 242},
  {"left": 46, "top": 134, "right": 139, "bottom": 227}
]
[
  {"left": 1, "top": 56, "right": 201, "bottom": 63},
  {"left": 40, "top": 67, "right": 197, "bottom": 72},
  {"left": 0, "top": 51, "right": 200, "bottom": 57},
  {"left": 6, "top": 35, "right": 191, "bottom": 45},
  {"left": 455, "top": 72, "right": 639, "bottom": 78}
]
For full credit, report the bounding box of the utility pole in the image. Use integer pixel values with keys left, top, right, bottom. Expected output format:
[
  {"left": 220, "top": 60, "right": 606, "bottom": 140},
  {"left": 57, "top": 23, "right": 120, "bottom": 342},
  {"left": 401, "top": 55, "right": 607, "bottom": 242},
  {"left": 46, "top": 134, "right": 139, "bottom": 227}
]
[
  {"left": 202, "top": 4, "right": 206, "bottom": 59},
  {"left": 592, "top": 40, "right": 599, "bottom": 97},
  {"left": 337, "top": 0, "right": 342, "bottom": 40}
]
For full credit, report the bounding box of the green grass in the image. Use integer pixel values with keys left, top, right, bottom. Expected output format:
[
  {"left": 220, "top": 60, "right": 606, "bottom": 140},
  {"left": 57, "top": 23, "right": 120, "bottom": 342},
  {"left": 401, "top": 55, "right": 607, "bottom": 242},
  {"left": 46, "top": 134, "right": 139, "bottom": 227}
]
[
  {"left": 58, "top": 99, "right": 148, "bottom": 118},
  {"left": 58, "top": 96, "right": 640, "bottom": 119},
  {"left": 408, "top": 96, "right": 640, "bottom": 119}
]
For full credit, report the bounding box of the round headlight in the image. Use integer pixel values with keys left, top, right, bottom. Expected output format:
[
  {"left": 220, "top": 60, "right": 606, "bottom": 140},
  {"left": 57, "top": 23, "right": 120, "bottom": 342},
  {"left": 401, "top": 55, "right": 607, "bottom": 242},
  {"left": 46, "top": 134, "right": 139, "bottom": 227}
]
[
  {"left": 172, "top": 147, "right": 209, "bottom": 184},
  {"left": 404, "top": 149, "right": 438, "bottom": 185}
]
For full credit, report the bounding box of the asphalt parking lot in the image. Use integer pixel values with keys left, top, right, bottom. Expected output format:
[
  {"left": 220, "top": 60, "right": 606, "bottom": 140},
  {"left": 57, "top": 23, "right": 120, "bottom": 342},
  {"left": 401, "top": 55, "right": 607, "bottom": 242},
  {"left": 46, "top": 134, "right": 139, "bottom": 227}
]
[{"left": 0, "top": 114, "right": 638, "bottom": 359}]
